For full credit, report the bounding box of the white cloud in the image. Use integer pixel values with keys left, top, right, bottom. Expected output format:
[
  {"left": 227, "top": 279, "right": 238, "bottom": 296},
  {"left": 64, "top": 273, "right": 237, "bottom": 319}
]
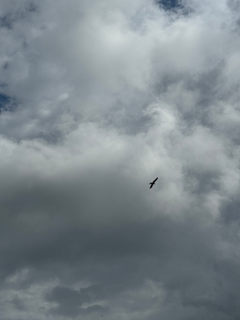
[{"left": 1, "top": 0, "right": 240, "bottom": 319}]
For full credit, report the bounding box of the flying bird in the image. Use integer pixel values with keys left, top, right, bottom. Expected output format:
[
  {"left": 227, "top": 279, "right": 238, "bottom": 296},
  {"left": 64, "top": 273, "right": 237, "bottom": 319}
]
[{"left": 149, "top": 177, "right": 158, "bottom": 189}]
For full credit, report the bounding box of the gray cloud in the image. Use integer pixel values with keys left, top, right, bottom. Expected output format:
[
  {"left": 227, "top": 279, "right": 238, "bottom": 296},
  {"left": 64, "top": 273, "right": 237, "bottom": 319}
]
[
  {"left": 10, "top": 294, "right": 27, "bottom": 311},
  {"left": 45, "top": 285, "right": 107, "bottom": 317},
  {"left": 0, "top": 0, "right": 240, "bottom": 319}
]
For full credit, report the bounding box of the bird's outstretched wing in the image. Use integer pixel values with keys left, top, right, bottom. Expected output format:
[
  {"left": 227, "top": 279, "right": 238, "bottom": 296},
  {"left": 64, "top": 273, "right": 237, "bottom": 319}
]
[{"left": 149, "top": 177, "right": 158, "bottom": 189}]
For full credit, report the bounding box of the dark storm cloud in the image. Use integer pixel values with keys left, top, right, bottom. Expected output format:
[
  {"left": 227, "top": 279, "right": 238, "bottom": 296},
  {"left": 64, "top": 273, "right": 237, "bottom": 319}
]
[
  {"left": 10, "top": 294, "right": 27, "bottom": 311},
  {"left": 45, "top": 285, "right": 106, "bottom": 317},
  {"left": 221, "top": 197, "right": 240, "bottom": 224},
  {"left": 0, "top": 0, "right": 240, "bottom": 320}
]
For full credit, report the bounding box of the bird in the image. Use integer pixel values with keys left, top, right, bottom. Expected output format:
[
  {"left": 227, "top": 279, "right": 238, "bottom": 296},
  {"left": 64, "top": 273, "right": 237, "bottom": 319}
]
[{"left": 149, "top": 177, "right": 158, "bottom": 189}]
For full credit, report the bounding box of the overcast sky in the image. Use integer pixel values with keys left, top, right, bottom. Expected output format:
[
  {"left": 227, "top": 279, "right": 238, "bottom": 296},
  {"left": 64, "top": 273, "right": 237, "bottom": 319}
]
[{"left": 1, "top": 0, "right": 240, "bottom": 319}]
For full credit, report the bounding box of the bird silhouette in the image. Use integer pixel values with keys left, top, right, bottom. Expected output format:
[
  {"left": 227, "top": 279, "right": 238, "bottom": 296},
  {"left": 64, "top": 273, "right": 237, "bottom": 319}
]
[{"left": 149, "top": 177, "right": 158, "bottom": 189}]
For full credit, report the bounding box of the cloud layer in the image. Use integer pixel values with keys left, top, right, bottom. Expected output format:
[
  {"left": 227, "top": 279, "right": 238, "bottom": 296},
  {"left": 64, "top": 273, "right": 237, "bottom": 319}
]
[{"left": 0, "top": 0, "right": 240, "bottom": 319}]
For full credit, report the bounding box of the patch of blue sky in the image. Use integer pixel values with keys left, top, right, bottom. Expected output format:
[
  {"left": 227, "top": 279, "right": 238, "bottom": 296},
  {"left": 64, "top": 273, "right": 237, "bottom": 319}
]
[
  {"left": 159, "top": 0, "right": 180, "bottom": 10},
  {"left": 0, "top": 94, "right": 12, "bottom": 112},
  {"left": 157, "top": 0, "right": 191, "bottom": 14},
  {"left": 0, "top": 15, "right": 12, "bottom": 29}
]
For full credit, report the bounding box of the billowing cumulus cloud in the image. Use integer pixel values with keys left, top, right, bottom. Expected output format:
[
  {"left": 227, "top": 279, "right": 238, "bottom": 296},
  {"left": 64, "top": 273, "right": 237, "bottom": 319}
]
[{"left": 0, "top": 0, "right": 240, "bottom": 319}]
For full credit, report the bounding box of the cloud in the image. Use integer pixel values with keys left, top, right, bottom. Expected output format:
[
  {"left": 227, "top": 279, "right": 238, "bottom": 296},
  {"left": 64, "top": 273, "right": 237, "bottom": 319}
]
[
  {"left": 10, "top": 294, "right": 27, "bottom": 311},
  {"left": 45, "top": 285, "right": 107, "bottom": 317},
  {"left": 0, "top": 0, "right": 240, "bottom": 319}
]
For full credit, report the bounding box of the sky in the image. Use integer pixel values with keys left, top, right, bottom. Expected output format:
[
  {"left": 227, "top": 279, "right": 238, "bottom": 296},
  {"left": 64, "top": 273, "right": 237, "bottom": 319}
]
[{"left": 1, "top": 0, "right": 240, "bottom": 319}]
